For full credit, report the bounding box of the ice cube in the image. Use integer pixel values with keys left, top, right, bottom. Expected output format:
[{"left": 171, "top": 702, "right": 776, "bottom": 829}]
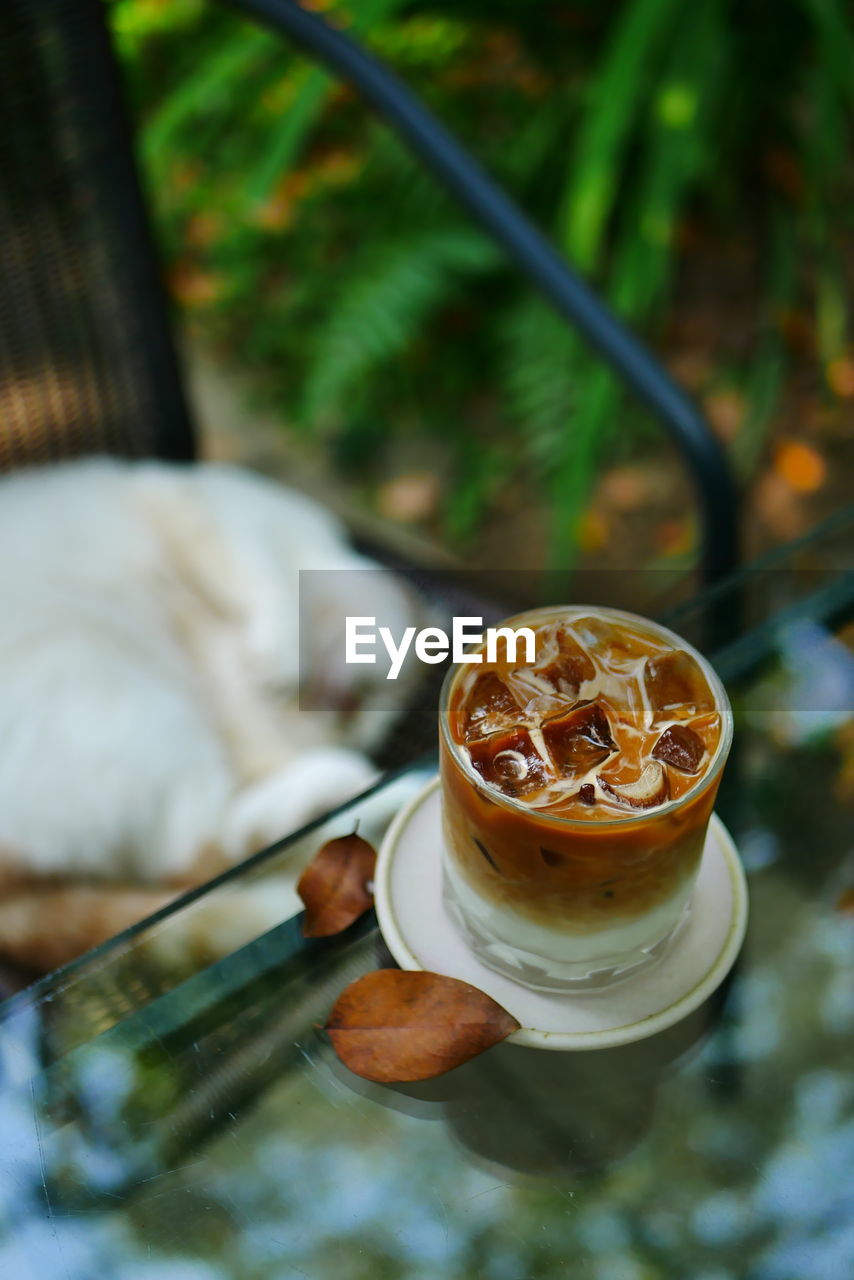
[
  {"left": 542, "top": 701, "right": 616, "bottom": 777},
  {"left": 461, "top": 672, "right": 521, "bottom": 741},
  {"left": 598, "top": 761, "right": 670, "bottom": 810},
  {"left": 538, "top": 627, "right": 596, "bottom": 697},
  {"left": 572, "top": 615, "right": 647, "bottom": 669},
  {"left": 652, "top": 724, "right": 705, "bottom": 773},
  {"left": 467, "top": 726, "right": 551, "bottom": 797},
  {"left": 572, "top": 615, "right": 625, "bottom": 650},
  {"left": 643, "top": 651, "right": 715, "bottom": 724},
  {"left": 577, "top": 783, "right": 596, "bottom": 805}
]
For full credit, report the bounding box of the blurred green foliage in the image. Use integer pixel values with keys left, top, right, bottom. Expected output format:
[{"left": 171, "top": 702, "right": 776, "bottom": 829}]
[{"left": 112, "top": 0, "right": 852, "bottom": 558}]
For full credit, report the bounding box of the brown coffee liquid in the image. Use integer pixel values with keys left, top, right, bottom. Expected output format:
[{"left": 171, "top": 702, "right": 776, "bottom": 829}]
[{"left": 449, "top": 612, "right": 721, "bottom": 821}]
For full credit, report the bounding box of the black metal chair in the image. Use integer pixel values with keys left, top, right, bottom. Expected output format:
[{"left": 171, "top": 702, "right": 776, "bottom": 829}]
[{"left": 0, "top": 0, "right": 738, "bottom": 581}]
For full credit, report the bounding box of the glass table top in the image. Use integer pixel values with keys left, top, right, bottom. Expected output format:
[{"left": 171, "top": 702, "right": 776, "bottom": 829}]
[{"left": 1, "top": 511, "right": 852, "bottom": 1280}]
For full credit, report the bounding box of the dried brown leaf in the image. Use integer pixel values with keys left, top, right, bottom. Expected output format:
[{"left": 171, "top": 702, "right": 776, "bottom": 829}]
[
  {"left": 298, "top": 832, "right": 376, "bottom": 938},
  {"left": 325, "top": 969, "right": 521, "bottom": 1083}
]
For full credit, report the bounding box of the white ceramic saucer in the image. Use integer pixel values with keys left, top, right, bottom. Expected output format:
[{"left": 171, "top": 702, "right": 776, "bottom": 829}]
[{"left": 374, "top": 776, "right": 748, "bottom": 1051}]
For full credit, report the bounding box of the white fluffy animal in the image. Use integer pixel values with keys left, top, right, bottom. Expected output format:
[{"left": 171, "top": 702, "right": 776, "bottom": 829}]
[{"left": 0, "top": 458, "right": 417, "bottom": 972}]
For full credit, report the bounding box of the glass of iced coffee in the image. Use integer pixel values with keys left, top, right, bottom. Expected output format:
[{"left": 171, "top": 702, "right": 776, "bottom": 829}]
[{"left": 439, "top": 606, "right": 733, "bottom": 990}]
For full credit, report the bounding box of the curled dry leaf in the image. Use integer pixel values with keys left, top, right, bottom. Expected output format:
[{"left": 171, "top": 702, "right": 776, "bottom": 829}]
[
  {"left": 297, "top": 832, "right": 377, "bottom": 938},
  {"left": 325, "top": 969, "right": 521, "bottom": 1083}
]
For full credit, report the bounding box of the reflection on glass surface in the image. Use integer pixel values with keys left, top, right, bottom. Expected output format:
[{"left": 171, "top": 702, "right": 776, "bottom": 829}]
[{"left": 0, "top": 553, "right": 853, "bottom": 1279}]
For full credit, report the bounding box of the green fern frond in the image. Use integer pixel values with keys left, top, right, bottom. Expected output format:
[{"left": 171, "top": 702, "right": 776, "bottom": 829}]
[
  {"left": 243, "top": 0, "right": 414, "bottom": 206},
  {"left": 244, "top": 68, "right": 333, "bottom": 205},
  {"left": 301, "top": 229, "right": 500, "bottom": 424},
  {"left": 609, "top": 0, "right": 727, "bottom": 319},
  {"left": 444, "top": 443, "right": 508, "bottom": 546},
  {"left": 499, "top": 297, "right": 578, "bottom": 474},
  {"left": 559, "top": 0, "right": 685, "bottom": 272},
  {"left": 801, "top": 0, "right": 854, "bottom": 112},
  {"left": 549, "top": 367, "right": 620, "bottom": 572},
  {"left": 142, "top": 26, "right": 275, "bottom": 173}
]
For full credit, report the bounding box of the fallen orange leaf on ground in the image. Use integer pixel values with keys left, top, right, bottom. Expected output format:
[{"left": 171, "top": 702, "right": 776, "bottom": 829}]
[
  {"left": 827, "top": 355, "right": 854, "bottom": 399},
  {"left": 577, "top": 507, "right": 608, "bottom": 553},
  {"left": 598, "top": 465, "right": 650, "bottom": 513},
  {"left": 656, "top": 518, "right": 694, "bottom": 557},
  {"left": 773, "top": 440, "right": 826, "bottom": 494}
]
